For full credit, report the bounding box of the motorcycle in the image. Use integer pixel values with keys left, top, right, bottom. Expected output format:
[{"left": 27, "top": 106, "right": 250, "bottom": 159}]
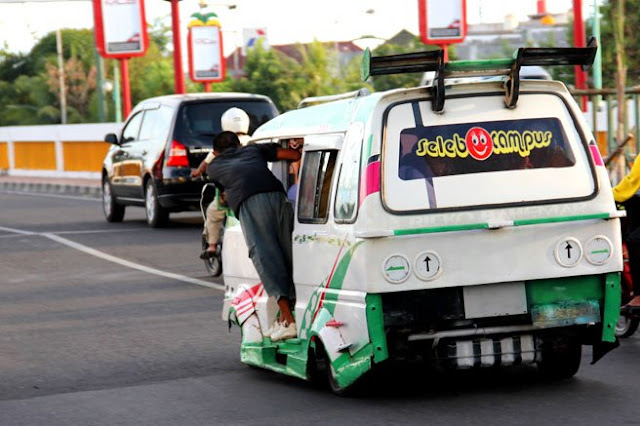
[
  {"left": 617, "top": 241, "right": 640, "bottom": 337},
  {"left": 200, "top": 182, "right": 223, "bottom": 277}
]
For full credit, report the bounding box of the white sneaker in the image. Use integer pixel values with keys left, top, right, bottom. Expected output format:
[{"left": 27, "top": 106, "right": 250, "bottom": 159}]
[
  {"left": 270, "top": 321, "right": 297, "bottom": 342},
  {"left": 264, "top": 321, "right": 279, "bottom": 338}
]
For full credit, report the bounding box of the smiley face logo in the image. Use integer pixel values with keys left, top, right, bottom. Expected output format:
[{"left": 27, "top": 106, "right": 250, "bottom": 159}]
[{"left": 465, "top": 127, "right": 493, "bottom": 161}]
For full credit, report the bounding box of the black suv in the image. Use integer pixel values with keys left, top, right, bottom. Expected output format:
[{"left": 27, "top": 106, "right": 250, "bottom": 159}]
[{"left": 101, "top": 93, "right": 279, "bottom": 227}]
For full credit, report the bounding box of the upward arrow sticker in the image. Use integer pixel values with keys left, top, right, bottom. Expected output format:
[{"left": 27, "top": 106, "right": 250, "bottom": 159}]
[{"left": 555, "top": 238, "right": 582, "bottom": 267}]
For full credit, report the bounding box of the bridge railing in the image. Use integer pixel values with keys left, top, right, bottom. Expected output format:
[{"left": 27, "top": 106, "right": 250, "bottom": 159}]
[{"left": 571, "top": 87, "right": 640, "bottom": 175}]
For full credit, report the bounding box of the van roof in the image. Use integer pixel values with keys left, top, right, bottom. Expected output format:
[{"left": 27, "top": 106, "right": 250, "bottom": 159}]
[
  {"left": 252, "top": 91, "right": 383, "bottom": 140},
  {"left": 252, "top": 78, "right": 570, "bottom": 141}
]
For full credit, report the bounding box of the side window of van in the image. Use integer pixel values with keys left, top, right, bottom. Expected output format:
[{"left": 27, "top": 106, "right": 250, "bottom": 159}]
[
  {"left": 121, "top": 112, "right": 143, "bottom": 143},
  {"left": 298, "top": 150, "right": 338, "bottom": 223},
  {"left": 334, "top": 129, "right": 363, "bottom": 223}
]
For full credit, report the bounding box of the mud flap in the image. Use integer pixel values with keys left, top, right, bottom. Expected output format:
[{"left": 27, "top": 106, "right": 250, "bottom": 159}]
[{"left": 591, "top": 338, "right": 620, "bottom": 365}]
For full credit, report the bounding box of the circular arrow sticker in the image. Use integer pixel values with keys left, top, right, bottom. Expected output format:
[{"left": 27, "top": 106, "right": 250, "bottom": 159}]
[
  {"left": 554, "top": 237, "right": 583, "bottom": 267},
  {"left": 414, "top": 251, "right": 442, "bottom": 281},
  {"left": 585, "top": 236, "right": 613, "bottom": 265},
  {"left": 382, "top": 254, "right": 411, "bottom": 283}
]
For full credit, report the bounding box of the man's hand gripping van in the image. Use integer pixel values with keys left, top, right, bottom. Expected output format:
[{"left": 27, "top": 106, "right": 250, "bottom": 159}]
[{"left": 221, "top": 40, "right": 623, "bottom": 394}]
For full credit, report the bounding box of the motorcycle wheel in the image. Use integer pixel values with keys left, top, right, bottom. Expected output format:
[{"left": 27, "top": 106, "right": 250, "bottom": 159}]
[
  {"left": 615, "top": 314, "right": 640, "bottom": 338},
  {"left": 202, "top": 235, "right": 222, "bottom": 277},
  {"left": 204, "top": 255, "right": 222, "bottom": 277}
]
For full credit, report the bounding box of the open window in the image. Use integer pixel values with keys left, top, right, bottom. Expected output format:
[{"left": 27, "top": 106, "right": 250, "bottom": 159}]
[{"left": 298, "top": 150, "right": 338, "bottom": 223}]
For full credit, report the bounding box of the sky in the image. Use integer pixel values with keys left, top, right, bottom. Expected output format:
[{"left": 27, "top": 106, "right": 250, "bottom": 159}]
[{"left": 0, "top": 0, "right": 577, "bottom": 56}]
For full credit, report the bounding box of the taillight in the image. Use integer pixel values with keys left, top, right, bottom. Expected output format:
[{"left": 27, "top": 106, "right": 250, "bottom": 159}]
[{"left": 166, "top": 140, "right": 189, "bottom": 167}]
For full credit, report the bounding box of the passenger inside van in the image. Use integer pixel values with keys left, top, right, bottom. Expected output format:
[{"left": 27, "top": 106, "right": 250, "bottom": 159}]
[{"left": 286, "top": 138, "right": 303, "bottom": 207}]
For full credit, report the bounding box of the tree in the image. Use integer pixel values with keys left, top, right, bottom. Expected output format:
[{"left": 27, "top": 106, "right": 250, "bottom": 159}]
[
  {"left": 600, "top": 0, "right": 639, "bottom": 87},
  {"left": 44, "top": 57, "right": 97, "bottom": 122},
  {"left": 228, "top": 43, "right": 302, "bottom": 111},
  {"left": 369, "top": 35, "right": 446, "bottom": 92}
]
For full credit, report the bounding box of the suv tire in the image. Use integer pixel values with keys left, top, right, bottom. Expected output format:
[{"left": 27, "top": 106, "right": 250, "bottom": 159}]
[
  {"left": 145, "top": 179, "right": 169, "bottom": 228},
  {"left": 102, "top": 176, "right": 125, "bottom": 222}
]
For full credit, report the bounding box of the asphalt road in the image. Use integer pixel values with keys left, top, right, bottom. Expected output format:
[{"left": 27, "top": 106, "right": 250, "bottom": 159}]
[{"left": 1, "top": 191, "right": 639, "bottom": 426}]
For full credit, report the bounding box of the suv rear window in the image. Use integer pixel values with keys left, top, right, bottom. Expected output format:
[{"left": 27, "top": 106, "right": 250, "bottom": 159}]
[
  {"left": 174, "top": 100, "right": 278, "bottom": 147},
  {"left": 382, "top": 93, "right": 595, "bottom": 213}
]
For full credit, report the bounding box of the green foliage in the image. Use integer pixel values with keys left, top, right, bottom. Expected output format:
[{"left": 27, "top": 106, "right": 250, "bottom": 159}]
[
  {"left": 369, "top": 35, "right": 443, "bottom": 92},
  {"left": 600, "top": 0, "right": 639, "bottom": 86},
  {"left": 228, "top": 43, "right": 301, "bottom": 111},
  {"left": 148, "top": 18, "right": 172, "bottom": 55}
]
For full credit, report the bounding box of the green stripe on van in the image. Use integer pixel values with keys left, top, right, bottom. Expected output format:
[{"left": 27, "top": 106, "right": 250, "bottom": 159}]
[
  {"left": 513, "top": 213, "right": 610, "bottom": 226},
  {"left": 394, "top": 222, "right": 489, "bottom": 236},
  {"left": 393, "top": 213, "right": 611, "bottom": 236}
]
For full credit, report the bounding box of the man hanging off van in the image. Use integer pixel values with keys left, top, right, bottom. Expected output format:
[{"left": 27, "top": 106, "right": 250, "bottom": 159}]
[{"left": 208, "top": 131, "right": 301, "bottom": 341}]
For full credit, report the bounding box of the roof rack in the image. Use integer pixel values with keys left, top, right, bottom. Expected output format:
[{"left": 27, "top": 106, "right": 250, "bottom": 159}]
[
  {"left": 361, "top": 37, "right": 598, "bottom": 111},
  {"left": 297, "top": 88, "right": 371, "bottom": 109}
]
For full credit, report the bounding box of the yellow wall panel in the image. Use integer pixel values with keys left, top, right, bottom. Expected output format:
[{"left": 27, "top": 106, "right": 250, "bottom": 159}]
[
  {"left": 62, "top": 141, "right": 110, "bottom": 172},
  {"left": 14, "top": 142, "right": 56, "bottom": 170},
  {"left": 0, "top": 142, "right": 8, "bottom": 169}
]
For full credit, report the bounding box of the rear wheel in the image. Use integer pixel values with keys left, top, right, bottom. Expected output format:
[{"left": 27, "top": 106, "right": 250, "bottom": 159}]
[
  {"left": 311, "top": 342, "right": 362, "bottom": 396},
  {"left": 102, "top": 177, "right": 125, "bottom": 222},
  {"left": 616, "top": 314, "right": 640, "bottom": 338},
  {"left": 537, "top": 337, "right": 582, "bottom": 380},
  {"left": 145, "top": 180, "right": 169, "bottom": 228}
]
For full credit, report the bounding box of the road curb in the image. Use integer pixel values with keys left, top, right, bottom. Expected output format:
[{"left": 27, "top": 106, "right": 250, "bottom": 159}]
[{"left": 0, "top": 181, "right": 102, "bottom": 199}]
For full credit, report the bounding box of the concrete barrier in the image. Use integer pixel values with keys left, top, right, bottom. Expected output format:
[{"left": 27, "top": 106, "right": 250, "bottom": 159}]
[{"left": 0, "top": 122, "right": 122, "bottom": 179}]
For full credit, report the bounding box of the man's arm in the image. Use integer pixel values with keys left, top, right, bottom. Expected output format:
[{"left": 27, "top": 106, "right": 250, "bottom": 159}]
[
  {"left": 191, "top": 160, "right": 208, "bottom": 178},
  {"left": 276, "top": 148, "right": 301, "bottom": 162}
]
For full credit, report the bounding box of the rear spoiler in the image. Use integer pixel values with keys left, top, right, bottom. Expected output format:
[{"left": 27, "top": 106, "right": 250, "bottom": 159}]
[{"left": 361, "top": 37, "right": 598, "bottom": 111}]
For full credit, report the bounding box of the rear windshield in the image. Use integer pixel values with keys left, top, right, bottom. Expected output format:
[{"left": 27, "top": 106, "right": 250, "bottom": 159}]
[
  {"left": 382, "top": 93, "right": 595, "bottom": 213},
  {"left": 398, "top": 117, "right": 575, "bottom": 180},
  {"left": 174, "top": 100, "right": 279, "bottom": 147}
]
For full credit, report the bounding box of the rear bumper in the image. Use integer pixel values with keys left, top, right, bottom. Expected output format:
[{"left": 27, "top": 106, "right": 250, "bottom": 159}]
[{"left": 158, "top": 192, "right": 202, "bottom": 211}]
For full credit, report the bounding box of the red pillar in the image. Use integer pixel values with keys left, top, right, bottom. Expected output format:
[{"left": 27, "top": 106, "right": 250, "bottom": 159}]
[
  {"left": 439, "top": 44, "right": 449, "bottom": 62},
  {"left": 537, "top": 0, "right": 546, "bottom": 14},
  {"left": 573, "top": 0, "right": 588, "bottom": 110},
  {"left": 120, "top": 58, "right": 132, "bottom": 117},
  {"left": 171, "top": 0, "right": 186, "bottom": 94},
  {"left": 203, "top": 82, "right": 211, "bottom": 92}
]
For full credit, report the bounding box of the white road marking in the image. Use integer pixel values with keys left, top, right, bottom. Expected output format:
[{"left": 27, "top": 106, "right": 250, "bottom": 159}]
[
  {"left": 51, "top": 228, "right": 150, "bottom": 235},
  {"left": 0, "top": 190, "right": 101, "bottom": 201},
  {"left": 0, "top": 224, "right": 224, "bottom": 291},
  {"left": 0, "top": 226, "right": 36, "bottom": 235},
  {"left": 43, "top": 233, "right": 224, "bottom": 291}
]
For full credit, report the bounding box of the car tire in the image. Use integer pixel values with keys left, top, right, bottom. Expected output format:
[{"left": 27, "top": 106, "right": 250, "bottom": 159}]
[
  {"left": 102, "top": 177, "right": 125, "bottom": 222},
  {"left": 145, "top": 179, "right": 169, "bottom": 228}
]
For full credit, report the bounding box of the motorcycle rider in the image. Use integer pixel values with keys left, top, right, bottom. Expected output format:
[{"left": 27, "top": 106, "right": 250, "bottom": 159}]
[
  {"left": 613, "top": 154, "right": 640, "bottom": 307},
  {"left": 191, "top": 107, "right": 252, "bottom": 258}
]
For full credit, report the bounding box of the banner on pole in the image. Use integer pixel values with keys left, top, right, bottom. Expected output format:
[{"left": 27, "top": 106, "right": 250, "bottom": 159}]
[
  {"left": 418, "top": 0, "right": 467, "bottom": 45},
  {"left": 93, "top": 0, "right": 149, "bottom": 58},
  {"left": 187, "top": 12, "right": 225, "bottom": 83}
]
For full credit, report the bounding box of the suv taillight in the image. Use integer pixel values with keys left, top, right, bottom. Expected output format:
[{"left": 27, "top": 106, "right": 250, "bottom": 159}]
[{"left": 166, "top": 140, "right": 189, "bottom": 167}]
